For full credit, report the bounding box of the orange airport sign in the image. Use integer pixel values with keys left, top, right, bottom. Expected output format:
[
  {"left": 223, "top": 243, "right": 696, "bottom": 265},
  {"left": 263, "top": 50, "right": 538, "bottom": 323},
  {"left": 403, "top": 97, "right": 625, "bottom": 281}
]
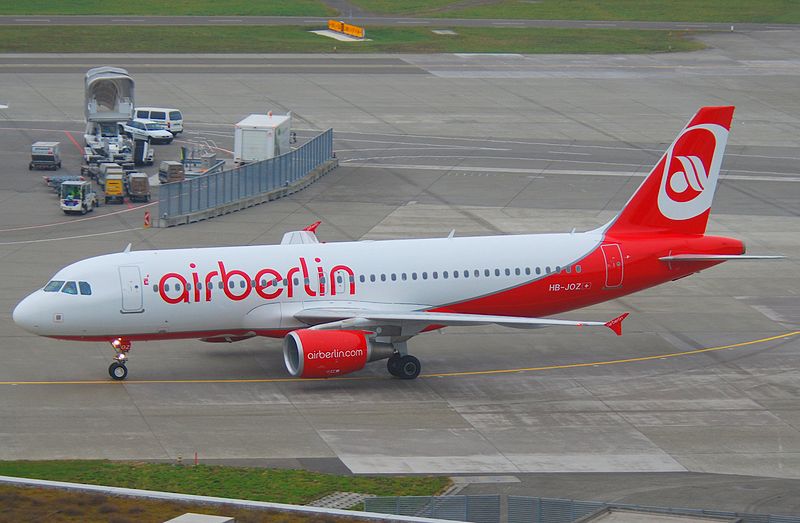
[{"left": 328, "top": 19, "right": 365, "bottom": 39}]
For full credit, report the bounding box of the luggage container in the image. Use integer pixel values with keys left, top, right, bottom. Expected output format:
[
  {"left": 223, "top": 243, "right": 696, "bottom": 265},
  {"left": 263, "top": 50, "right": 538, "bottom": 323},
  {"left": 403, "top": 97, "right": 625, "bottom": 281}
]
[
  {"left": 158, "top": 160, "right": 185, "bottom": 184},
  {"left": 29, "top": 141, "right": 61, "bottom": 170},
  {"left": 125, "top": 172, "right": 151, "bottom": 202},
  {"left": 104, "top": 173, "right": 125, "bottom": 204}
]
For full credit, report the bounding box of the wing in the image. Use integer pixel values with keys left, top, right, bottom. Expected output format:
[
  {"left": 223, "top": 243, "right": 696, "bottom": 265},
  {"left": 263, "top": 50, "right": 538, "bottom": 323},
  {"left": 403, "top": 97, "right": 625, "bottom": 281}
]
[{"left": 295, "top": 307, "right": 629, "bottom": 336}]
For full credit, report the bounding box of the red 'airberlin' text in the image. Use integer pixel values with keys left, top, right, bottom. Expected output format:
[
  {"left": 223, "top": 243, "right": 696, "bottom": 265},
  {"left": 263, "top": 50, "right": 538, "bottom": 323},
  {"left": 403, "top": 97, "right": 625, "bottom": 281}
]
[{"left": 158, "top": 257, "right": 356, "bottom": 305}]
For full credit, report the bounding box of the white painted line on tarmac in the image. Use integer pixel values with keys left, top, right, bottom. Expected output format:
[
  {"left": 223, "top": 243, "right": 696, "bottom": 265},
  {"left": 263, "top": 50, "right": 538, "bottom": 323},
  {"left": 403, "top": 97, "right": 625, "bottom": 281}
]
[
  {"left": 547, "top": 150, "right": 591, "bottom": 156},
  {"left": 209, "top": 19, "right": 243, "bottom": 22},
  {"left": 336, "top": 138, "right": 510, "bottom": 151},
  {"left": 14, "top": 19, "right": 50, "bottom": 22},
  {"left": 0, "top": 202, "right": 156, "bottom": 233},
  {"left": 111, "top": 19, "right": 145, "bottom": 22},
  {"left": 0, "top": 227, "right": 142, "bottom": 246},
  {"left": 345, "top": 162, "right": 800, "bottom": 183}
]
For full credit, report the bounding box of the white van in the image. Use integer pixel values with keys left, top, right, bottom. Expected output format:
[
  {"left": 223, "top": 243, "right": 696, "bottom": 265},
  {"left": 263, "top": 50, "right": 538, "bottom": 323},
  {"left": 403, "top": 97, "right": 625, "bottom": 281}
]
[{"left": 134, "top": 107, "right": 183, "bottom": 135}]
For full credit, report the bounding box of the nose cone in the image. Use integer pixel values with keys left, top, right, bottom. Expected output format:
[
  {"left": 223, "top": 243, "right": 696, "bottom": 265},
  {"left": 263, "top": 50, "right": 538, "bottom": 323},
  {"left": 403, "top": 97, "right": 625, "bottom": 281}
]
[{"left": 13, "top": 292, "right": 43, "bottom": 333}]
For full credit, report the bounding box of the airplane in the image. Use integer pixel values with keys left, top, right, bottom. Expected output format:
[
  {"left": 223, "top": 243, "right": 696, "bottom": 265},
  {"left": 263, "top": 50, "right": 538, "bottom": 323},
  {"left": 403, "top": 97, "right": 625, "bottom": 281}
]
[{"left": 12, "top": 106, "right": 782, "bottom": 381}]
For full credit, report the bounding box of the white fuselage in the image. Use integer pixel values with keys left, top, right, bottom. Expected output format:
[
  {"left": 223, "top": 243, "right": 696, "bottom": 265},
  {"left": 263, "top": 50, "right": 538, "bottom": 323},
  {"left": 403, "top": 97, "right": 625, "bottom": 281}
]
[{"left": 14, "top": 232, "right": 602, "bottom": 340}]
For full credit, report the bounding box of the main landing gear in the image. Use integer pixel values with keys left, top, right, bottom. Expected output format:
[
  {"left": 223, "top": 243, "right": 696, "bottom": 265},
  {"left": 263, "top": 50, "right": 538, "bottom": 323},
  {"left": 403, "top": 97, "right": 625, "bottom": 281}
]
[
  {"left": 386, "top": 353, "right": 421, "bottom": 380},
  {"left": 108, "top": 338, "right": 131, "bottom": 380}
]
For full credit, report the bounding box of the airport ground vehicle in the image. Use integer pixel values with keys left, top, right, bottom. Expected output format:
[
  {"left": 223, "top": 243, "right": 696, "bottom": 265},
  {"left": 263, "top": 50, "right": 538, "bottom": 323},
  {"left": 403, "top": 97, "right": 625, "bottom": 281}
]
[
  {"left": 234, "top": 113, "right": 291, "bottom": 165},
  {"left": 158, "top": 161, "right": 185, "bottom": 184},
  {"left": 104, "top": 174, "right": 125, "bottom": 204},
  {"left": 119, "top": 119, "right": 174, "bottom": 144},
  {"left": 29, "top": 142, "right": 61, "bottom": 170},
  {"left": 96, "top": 162, "right": 124, "bottom": 187},
  {"left": 59, "top": 180, "right": 97, "bottom": 215},
  {"left": 135, "top": 107, "right": 183, "bottom": 135},
  {"left": 125, "top": 172, "right": 151, "bottom": 202}
]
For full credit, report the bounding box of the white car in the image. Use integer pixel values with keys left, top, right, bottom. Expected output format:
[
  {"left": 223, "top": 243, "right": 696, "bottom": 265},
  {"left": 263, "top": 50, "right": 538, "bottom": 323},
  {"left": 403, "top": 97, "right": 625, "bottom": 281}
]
[
  {"left": 135, "top": 107, "right": 183, "bottom": 135},
  {"left": 119, "top": 119, "right": 174, "bottom": 144}
]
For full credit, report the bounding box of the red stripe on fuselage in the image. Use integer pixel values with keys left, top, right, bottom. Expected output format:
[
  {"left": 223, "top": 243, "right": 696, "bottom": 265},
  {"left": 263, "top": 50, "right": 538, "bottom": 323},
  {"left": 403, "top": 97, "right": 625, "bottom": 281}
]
[
  {"left": 432, "top": 234, "right": 743, "bottom": 318},
  {"left": 51, "top": 329, "right": 293, "bottom": 343}
]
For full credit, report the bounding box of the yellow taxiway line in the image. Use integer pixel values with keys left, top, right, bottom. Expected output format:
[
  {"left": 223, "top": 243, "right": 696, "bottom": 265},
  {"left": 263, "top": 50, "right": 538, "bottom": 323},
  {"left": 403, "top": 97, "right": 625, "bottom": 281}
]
[{"left": 0, "top": 331, "right": 797, "bottom": 386}]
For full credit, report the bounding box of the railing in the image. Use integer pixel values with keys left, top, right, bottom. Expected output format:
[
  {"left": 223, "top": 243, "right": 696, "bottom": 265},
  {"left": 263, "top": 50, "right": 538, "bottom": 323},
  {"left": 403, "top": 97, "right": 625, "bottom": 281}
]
[
  {"left": 364, "top": 496, "right": 500, "bottom": 523},
  {"left": 364, "top": 495, "right": 800, "bottom": 523},
  {"left": 158, "top": 128, "right": 334, "bottom": 226}
]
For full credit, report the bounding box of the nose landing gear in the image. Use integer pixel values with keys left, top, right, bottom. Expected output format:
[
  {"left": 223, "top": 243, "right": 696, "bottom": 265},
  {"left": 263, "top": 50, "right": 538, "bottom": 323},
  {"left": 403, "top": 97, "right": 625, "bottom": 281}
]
[{"left": 108, "top": 338, "right": 131, "bottom": 380}]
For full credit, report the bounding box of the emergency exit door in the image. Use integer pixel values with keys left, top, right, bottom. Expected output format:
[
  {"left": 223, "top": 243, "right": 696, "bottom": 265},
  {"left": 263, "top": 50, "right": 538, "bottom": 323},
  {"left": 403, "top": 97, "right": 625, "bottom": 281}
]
[
  {"left": 119, "top": 266, "right": 144, "bottom": 313},
  {"left": 601, "top": 244, "right": 624, "bottom": 288}
]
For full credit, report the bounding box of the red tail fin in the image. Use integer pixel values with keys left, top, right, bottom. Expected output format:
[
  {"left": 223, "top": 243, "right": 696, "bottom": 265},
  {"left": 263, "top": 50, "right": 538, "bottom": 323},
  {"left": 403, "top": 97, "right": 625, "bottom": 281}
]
[{"left": 605, "top": 106, "right": 734, "bottom": 236}]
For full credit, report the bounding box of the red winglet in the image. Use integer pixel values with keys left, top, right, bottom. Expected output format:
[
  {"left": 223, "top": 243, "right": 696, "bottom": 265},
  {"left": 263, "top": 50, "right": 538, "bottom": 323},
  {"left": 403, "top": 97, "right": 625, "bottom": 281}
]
[
  {"left": 605, "top": 312, "right": 629, "bottom": 336},
  {"left": 303, "top": 220, "right": 322, "bottom": 233}
]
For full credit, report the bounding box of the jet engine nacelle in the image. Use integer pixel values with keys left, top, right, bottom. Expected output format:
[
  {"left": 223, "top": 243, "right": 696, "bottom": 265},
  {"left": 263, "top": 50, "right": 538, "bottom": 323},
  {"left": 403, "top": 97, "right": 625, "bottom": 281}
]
[{"left": 283, "top": 329, "right": 392, "bottom": 378}]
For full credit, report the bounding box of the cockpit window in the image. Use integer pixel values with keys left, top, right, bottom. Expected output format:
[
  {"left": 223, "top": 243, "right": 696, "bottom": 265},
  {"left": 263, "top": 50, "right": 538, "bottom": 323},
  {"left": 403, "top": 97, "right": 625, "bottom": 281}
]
[
  {"left": 61, "top": 281, "right": 78, "bottom": 295},
  {"left": 78, "top": 281, "right": 92, "bottom": 295},
  {"left": 44, "top": 280, "right": 65, "bottom": 292}
]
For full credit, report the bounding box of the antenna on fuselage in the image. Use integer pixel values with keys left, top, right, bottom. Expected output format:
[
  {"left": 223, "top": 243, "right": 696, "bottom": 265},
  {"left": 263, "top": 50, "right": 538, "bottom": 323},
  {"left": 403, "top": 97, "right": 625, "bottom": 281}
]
[
  {"left": 448, "top": 229, "right": 455, "bottom": 239},
  {"left": 123, "top": 243, "right": 132, "bottom": 253}
]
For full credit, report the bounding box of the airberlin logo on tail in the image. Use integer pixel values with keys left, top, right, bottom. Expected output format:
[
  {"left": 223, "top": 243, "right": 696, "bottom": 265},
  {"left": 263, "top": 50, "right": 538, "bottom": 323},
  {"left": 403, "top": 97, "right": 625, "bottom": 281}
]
[{"left": 657, "top": 123, "right": 728, "bottom": 221}]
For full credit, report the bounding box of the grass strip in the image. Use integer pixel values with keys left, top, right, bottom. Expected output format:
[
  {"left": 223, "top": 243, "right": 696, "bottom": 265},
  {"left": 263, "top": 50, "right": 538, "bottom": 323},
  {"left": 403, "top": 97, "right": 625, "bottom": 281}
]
[
  {"left": 0, "top": 460, "right": 449, "bottom": 506},
  {"left": 0, "top": 484, "right": 366, "bottom": 522},
  {"left": 0, "top": 25, "right": 704, "bottom": 54},
  {"left": 0, "top": 0, "right": 335, "bottom": 16},
  {"left": 350, "top": 0, "right": 800, "bottom": 23}
]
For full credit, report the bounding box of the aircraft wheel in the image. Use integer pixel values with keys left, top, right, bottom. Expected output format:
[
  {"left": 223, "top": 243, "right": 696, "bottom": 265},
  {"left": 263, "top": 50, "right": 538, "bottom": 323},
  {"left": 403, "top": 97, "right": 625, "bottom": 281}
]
[
  {"left": 397, "top": 355, "right": 421, "bottom": 380},
  {"left": 387, "top": 354, "right": 402, "bottom": 377},
  {"left": 109, "top": 362, "right": 128, "bottom": 381}
]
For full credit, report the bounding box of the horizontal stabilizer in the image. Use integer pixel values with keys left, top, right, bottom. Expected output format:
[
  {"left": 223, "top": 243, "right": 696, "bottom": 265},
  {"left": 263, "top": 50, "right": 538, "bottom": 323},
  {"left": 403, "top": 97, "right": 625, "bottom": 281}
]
[
  {"left": 604, "top": 312, "right": 629, "bottom": 336},
  {"left": 660, "top": 254, "right": 784, "bottom": 262}
]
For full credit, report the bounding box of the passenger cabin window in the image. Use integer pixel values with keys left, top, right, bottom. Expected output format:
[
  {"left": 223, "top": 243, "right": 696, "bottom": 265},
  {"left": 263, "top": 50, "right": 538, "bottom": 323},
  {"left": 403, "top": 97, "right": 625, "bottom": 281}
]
[
  {"left": 78, "top": 281, "right": 92, "bottom": 295},
  {"left": 61, "top": 281, "right": 78, "bottom": 295},
  {"left": 44, "top": 280, "right": 65, "bottom": 292}
]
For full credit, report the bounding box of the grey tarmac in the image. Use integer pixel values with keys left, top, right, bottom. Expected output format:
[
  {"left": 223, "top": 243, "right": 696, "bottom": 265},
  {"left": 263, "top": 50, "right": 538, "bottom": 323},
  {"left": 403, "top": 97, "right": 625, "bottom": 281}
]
[{"left": 0, "top": 30, "right": 798, "bottom": 516}]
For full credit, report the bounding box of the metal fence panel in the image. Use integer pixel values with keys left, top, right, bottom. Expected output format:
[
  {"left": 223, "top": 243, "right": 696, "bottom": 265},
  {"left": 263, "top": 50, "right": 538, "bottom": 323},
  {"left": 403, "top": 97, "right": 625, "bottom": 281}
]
[
  {"left": 466, "top": 495, "right": 500, "bottom": 523},
  {"left": 368, "top": 495, "right": 800, "bottom": 523},
  {"left": 508, "top": 496, "right": 536, "bottom": 523},
  {"left": 507, "top": 497, "right": 800, "bottom": 523},
  {"left": 365, "top": 495, "right": 500, "bottom": 522},
  {"left": 158, "top": 129, "right": 333, "bottom": 221}
]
